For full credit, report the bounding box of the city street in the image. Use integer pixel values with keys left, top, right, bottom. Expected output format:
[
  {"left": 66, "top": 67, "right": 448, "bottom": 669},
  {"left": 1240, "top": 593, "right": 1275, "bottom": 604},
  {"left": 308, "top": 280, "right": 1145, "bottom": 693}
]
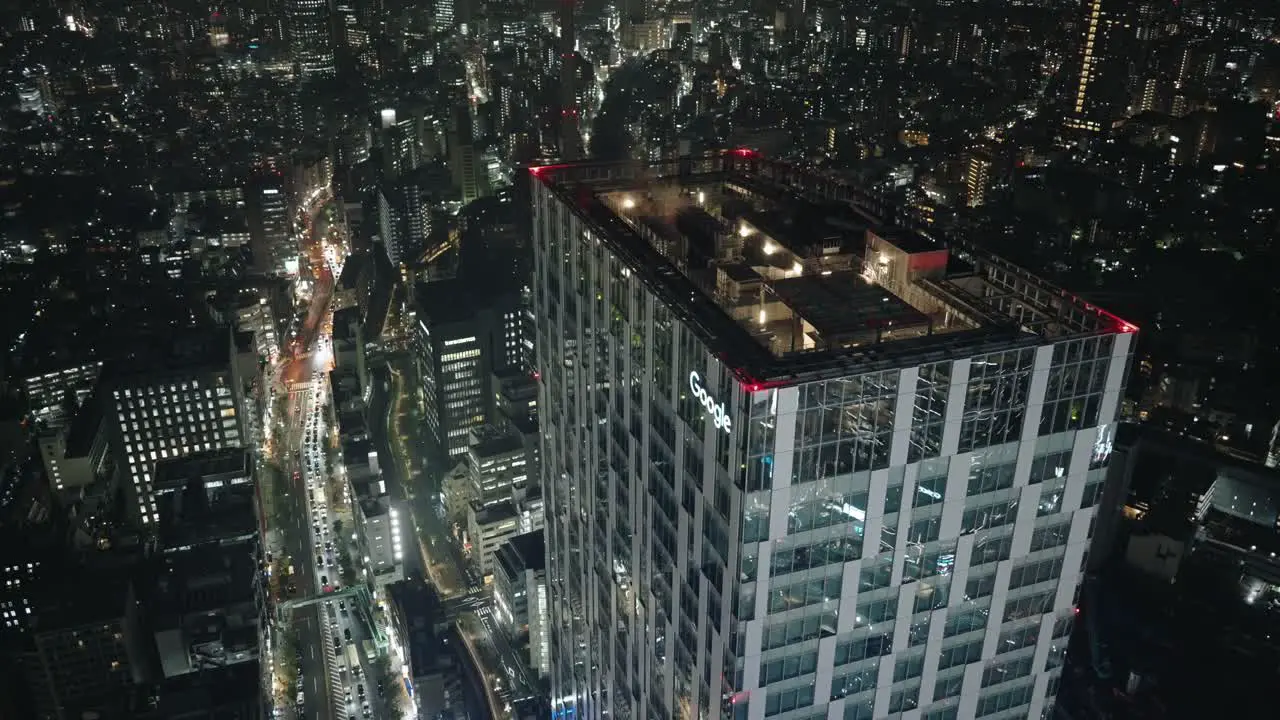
[
  {"left": 368, "top": 355, "right": 539, "bottom": 717},
  {"left": 262, "top": 189, "right": 344, "bottom": 720},
  {"left": 264, "top": 187, "right": 512, "bottom": 720},
  {"left": 266, "top": 188, "right": 418, "bottom": 720}
]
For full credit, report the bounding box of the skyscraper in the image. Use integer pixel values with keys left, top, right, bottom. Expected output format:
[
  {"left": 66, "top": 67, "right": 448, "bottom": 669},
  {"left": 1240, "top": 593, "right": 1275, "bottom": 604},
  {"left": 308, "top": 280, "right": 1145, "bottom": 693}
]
[
  {"left": 286, "top": 0, "right": 336, "bottom": 78},
  {"left": 1065, "top": 0, "right": 1127, "bottom": 135},
  {"left": 249, "top": 173, "right": 293, "bottom": 276},
  {"left": 532, "top": 153, "right": 1135, "bottom": 720}
]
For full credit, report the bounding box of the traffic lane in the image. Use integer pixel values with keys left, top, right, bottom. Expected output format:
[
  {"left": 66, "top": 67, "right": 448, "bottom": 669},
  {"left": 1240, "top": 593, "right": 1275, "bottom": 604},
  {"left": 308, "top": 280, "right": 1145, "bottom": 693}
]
[
  {"left": 373, "top": 360, "right": 467, "bottom": 592},
  {"left": 296, "top": 606, "right": 333, "bottom": 720},
  {"left": 282, "top": 480, "right": 311, "bottom": 591},
  {"left": 467, "top": 619, "right": 521, "bottom": 702},
  {"left": 475, "top": 607, "right": 533, "bottom": 693},
  {"left": 280, "top": 456, "right": 331, "bottom": 715},
  {"left": 339, "top": 601, "right": 376, "bottom": 719}
]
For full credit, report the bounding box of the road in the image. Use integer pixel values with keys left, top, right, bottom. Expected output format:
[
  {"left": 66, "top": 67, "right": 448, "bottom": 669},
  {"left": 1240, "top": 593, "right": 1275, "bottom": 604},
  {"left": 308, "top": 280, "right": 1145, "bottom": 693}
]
[
  {"left": 368, "top": 355, "right": 539, "bottom": 717},
  {"left": 264, "top": 189, "right": 342, "bottom": 720},
  {"left": 276, "top": 190, "right": 417, "bottom": 720},
  {"left": 368, "top": 360, "right": 465, "bottom": 596}
]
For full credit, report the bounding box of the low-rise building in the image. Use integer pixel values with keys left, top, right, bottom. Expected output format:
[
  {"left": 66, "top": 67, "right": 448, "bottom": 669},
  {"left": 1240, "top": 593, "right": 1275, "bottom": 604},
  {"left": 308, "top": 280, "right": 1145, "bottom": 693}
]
[
  {"left": 133, "top": 466, "right": 263, "bottom": 679},
  {"left": 441, "top": 462, "right": 471, "bottom": 523},
  {"left": 492, "top": 531, "right": 548, "bottom": 678},
  {"left": 24, "top": 360, "right": 103, "bottom": 430},
  {"left": 467, "top": 428, "right": 529, "bottom": 508},
  {"left": 353, "top": 490, "right": 405, "bottom": 589},
  {"left": 465, "top": 500, "right": 519, "bottom": 580},
  {"left": 36, "top": 412, "right": 106, "bottom": 495}
]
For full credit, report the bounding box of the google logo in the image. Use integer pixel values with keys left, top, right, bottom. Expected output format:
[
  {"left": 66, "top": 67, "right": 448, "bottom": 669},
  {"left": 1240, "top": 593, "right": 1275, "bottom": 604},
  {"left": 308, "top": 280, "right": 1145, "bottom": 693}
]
[{"left": 689, "top": 371, "right": 732, "bottom": 433}]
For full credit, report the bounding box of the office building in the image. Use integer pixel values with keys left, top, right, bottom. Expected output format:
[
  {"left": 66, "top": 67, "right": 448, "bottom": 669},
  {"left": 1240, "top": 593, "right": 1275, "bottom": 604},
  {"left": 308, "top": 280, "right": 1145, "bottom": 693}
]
[
  {"left": 493, "top": 531, "right": 550, "bottom": 678},
  {"left": 151, "top": 449, "right": 253, "bottom": 509},
  {"left": 24, "top": 360, "right": 103, "bottom": 431},
  {"left": 353, "top": 488, "right": 406, "bottom": 589},
  {"left": 432, "top": 0, "right": 455, "bottom": 34},
  {"left": 449, "top": 104, "right": 486, "bottom": 205},
  {"left": 531, "top": 154, "right": 1135, "bottom": 720},
  {"left": 286, "top": 0, "right": 336, "bottom": 78},
  {"left": 136, "top": 459, "right": 263, "bottom": 680},
  {"left": 105, "top": 328, "right": 245, "bottom": 527},
  {"left": 37, "top": 409, "right": 107, "bottom": 494},
  {"left": 18, "top": 579, "right": 135, "bottom": 718},
  {"left": 465, "top": 500, "right": 521, "bottom": 580},
  {"left": 492, "top": 368, "right": 539, "bottom": 428},
  {"left": 249, "top": 176, "right": 294, "bottom": 276},
  {"left": 412, "top": 281, "right": 491, "bottom": 461},
  {"left": 376, "top": 182, "right": 433, "bottom": 269},
  {"left": 333, "top": 306, "right": 370, "bottom": 393},
  {"left": 468, "top": 428, "right": 531, "bottom": 508}
]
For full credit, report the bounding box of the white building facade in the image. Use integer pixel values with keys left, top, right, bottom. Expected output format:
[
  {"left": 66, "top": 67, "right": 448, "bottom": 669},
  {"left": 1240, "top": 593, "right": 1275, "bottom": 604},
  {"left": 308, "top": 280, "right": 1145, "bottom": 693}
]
[{"left": 532, "top": 155, "right": 1135, "bottom": 720}]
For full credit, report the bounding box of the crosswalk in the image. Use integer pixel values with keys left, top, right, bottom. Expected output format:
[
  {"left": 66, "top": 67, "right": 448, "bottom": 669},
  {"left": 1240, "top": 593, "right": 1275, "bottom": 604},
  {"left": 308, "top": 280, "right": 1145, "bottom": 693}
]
[{"left": 318, "top": 605, "right": 349, "bottom": 720}]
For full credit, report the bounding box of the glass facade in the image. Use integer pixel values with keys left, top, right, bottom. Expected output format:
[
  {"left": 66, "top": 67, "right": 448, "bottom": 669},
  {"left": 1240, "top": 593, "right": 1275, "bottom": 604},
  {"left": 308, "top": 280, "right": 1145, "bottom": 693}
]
[{"left": 534, "top": 161, "right": 1133, "bottom": 720}]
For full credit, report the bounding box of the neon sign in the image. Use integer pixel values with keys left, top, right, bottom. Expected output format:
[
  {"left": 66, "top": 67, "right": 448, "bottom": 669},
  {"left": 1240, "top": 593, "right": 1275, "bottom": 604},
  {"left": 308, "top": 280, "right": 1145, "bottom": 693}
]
[{"left": 689, "top": 371, "right": 732, "bottom": 433}]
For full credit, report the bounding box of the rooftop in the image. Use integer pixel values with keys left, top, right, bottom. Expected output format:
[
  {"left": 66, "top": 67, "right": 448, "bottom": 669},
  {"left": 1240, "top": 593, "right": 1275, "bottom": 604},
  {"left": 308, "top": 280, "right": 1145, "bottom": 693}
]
[
  {"left": 469, "top": 428, "right": 525, "bottom": 459},
  {"left": 359, "top": 493, "right": 390, "bottom": 518},
  {"left": 153, "top": 449, "right": 252, "bottom": 492},
  {"left": 156, "top": 477, "right": 257, "bottom": 551},
  {"left": 495, "top": 530, "right": 546, "bottom": 578},
  {"left": 532, "top": 152, "right": 1136, "bottom": 386},
  {"left": 101, "top": 325, "right": 234, "bottom": 384},
  {"left": 145, "top": 542, "right": 258, "bottom": 621},
  {"left": 470, "top": 499, "right": 518, "bottom": 526}
]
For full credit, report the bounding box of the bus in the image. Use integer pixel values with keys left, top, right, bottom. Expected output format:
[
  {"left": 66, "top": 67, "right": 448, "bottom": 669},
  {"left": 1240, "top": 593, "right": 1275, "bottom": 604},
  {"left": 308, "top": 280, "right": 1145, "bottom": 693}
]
[{"left": 362, "top": 640, "right": 377, "bottom": 663}]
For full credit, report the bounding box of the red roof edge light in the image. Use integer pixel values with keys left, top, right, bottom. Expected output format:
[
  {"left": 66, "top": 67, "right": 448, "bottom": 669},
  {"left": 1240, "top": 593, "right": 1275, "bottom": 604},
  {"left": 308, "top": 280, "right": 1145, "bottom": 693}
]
[
  {"left": 1074, "top": 295, "right": 1138, "bottom": 334},
  {"left": 1095, "top": 307, "right": 1139, "bottom": 334},
  {"left": 530, "top": 163, "right": 573, "bottom": 179},
  {"left": 733, "top": 370, "right": 786, "bottom": 393},
  {"left": 732, "top": 148, "right": 760, "bottom": 158}
]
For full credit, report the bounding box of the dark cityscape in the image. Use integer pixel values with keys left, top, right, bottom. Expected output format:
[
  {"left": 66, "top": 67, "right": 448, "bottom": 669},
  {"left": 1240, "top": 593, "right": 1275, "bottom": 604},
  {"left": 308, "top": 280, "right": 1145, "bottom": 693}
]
[{"left": 0, "top": 1, "right": 1278, "bottom": 720}]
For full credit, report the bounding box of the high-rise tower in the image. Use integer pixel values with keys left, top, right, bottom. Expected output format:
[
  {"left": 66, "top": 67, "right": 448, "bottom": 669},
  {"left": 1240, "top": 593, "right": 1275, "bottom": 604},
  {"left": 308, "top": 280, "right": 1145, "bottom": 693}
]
[
  {"left": 1065, "top": 0, "right": 1128, "bottom": 134},
  {"left": 532, "top": 153, "right": 1135, "bottom": 720},
  {"left": 286, "top": 0, "right": 336, "bottom": 78},
  {"left": 557, "top": 0, "right": 581, "bottom": 160}
]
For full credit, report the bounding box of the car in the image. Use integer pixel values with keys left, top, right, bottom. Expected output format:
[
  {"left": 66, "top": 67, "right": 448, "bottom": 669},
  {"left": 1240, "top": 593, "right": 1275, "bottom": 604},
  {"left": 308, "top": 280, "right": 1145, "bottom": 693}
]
[
  {"left": 343, "top": 628, "right": 352, "bottom": 641},
  {"left": 321, "top": 574, "right": 329, "bottom": 585},
  {"left": 334, "top": 637, "right": 342, "bottom": 651},
  {"left": 357, "top": 684, "right": 365, "bottom": 698},
  {"left": 338, "top": 600, "right": 345, "bottom": 611},
  {"left": 317, "top": 554, "right": 324, "bottom": 566}
]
